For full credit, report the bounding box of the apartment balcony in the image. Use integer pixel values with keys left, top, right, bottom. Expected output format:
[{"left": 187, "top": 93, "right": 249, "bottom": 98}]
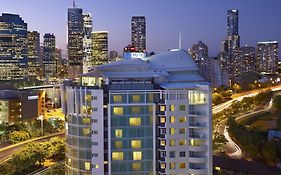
[
  {"left": 189, "top": 167, "right": 208, "bottom": 174},
  {"left": 189, "top": 156, "right": 207, "bottom": 163},
  {"left": 189, "top": 145, "right": 208, "bottom": 152},
  {"left": 189, "top": 133, "right": 207, "bottom": 140},
  {"left": 189, "top": 122, "right": 207, "bottom": 128},
  {"left": 189, "top": 111, "right": 206, "bottom": 117}
]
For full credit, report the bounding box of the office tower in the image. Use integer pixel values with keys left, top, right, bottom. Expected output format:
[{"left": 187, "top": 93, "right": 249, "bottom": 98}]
[
  {"left": 68, "top": 2, "right": 84, "bottom": 79},
  {"left": 190, "top": 41, "right": 208, "bottom": 79},
  {"left": 83, "top": 13, "right": 93, "bottom": 73},
  {"left": 62, "top": 49, "right": 213, "bottom": 175},
  {"left": 256, "top": 41, "right": 279, "bottom": 74},
  {"left": 92, "top": 31, "right": 108, "bottom": 65},
  {"left": 43, "top": 33, "right": 56, "bottom": 79},
  {"left": 226, "top": 10, "right": 240, "bottom": 83},
  {"left": 205, "top": 57, "right": 223, "bottom": 88},
  {"left": 123, "top": 45, "right": 146, "bottom": 60},
  {"left": 131, "top": 16, "right": 146, "bottom": 52},
  {"left": 217, "top": 52, "right": 230, "bottom": 87},
  {"left": 109, "top": 50, "right": 118, "bottom": 62},
  {"left": 0, "top": 13, "right": 28, "bottom": 80},
  {"left": 27, "top": 31, "right": 41, "bottom": 78},
  {"left": 233, "top": 46, "right": 256, "bottom": 82}
]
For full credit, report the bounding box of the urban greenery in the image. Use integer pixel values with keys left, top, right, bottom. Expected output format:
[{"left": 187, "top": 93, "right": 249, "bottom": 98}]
[{"left": 44, "top": 162, "right": 65, "bottom": 175}]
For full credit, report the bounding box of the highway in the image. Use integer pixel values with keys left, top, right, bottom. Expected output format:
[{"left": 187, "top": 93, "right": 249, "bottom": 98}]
[
  {"left": 0, "top": 132, "right": 64, "bottom": 163},
  {"left": 213, "top": 84, "right": 281, "bottom": 159}
]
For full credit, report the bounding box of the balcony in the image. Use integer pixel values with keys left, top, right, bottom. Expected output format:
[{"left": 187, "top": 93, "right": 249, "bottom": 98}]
[
  {"left": 189, "top": 145, "right": 208, "bottom": 152},
  {"left": 189, "top": 111, "right": 206, "bottom": 116},
  {"left": 189, "top": 156, "right": 207, "bottom": 163},
  {"left": 189, "top": 167, "right": 208, "bottom": 174},
  {"left": 189, "top": 133, "right": 206, "bottom": 140},
  {"left": 189, "top": 122, "right": 206, "bottom": 128}
]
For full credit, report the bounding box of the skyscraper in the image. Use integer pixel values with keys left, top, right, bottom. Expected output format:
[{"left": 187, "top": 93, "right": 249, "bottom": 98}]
[
  {"left": 227, "top": 10, "right": 239, "bottom": 36},
  {"left": 131, "top": 16, "right": 146, "bottom": 52},
  {"left": 0, "top": 13, "right": 28, "bottom": 80},
  {"left": 82, "top": 13, "right": 93, "bottom": 73},
  {"left": 43, "top": 33, "right": 56, "bottom": 79},
  {"left": 256, "top": 41, "right": 279, "bottom": 74},
  {"left": 190, "top": 41, "right": 208, "bottom": 80},
  {"left": 62, "top": 49, "right": 213, "bottom": 175},
  {"left": 68, "top": 2, "right": 84, "bottom": 79},
  {"left": 27, "top": 31, "right": 41, "bottom": 78},
  {"left": 109, "top": 50, "right": 118, "bottom": 63},
  {"left": 92, "top": 31, "right": 108, "bottom": 66}
]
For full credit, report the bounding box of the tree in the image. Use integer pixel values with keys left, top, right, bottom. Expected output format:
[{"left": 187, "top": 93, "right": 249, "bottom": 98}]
[
  {"left": 262, "top": 140, "right": 279, "bottom": 164},
  {"left": 45, "top": 162, "right": 65, "bottom": 175},
  {"left": 213, "top": 132, "right": 228, "bottom": 153},
  {"left": 9, "top": 130, "right": 31, "bottom": 143},
  {"left": 0, "top": 161, "right": 15, "bottom": 175},
  {"left": 47, "top": 137, "right": 65, "bottom": 161}
]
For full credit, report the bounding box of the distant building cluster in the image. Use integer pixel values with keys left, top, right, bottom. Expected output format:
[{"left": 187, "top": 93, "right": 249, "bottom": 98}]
[{"left": 189, "top": 10, "right": 279, "bottom": 88}]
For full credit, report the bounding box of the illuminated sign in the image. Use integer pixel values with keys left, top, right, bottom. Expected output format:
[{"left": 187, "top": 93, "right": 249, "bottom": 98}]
[
  {"left": 28, "top": 95, "right": 38, "bottom": 100},
  {"left": 123, "top": 52, "right": 146, "bottom": 60}
]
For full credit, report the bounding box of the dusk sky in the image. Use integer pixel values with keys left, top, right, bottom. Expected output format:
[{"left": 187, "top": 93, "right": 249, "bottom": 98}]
[{"left": 1, "top": 0, "right": 281, "bottom": 58}]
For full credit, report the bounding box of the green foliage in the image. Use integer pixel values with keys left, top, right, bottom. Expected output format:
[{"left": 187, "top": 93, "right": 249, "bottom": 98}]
[
  {"left": 0, "top": 162, "right": 15, "bottom": 175},
  {"left": 9, "top": 130, "right": 31, "bottom": 143},
  {"left": 47, "top": 137, "right": 65, "bottom": 161},
  {"left": 254, "top": 90, "right": 273, "bottom": 105},
  {"left": 44, "top": 162, "right": 65, "bottom": 175},
  {"left": 213, "top": 93, "right": 223, "bottom": 105},
  {"left": 213, "top": 132, "right": 228, "bottom": 153}
]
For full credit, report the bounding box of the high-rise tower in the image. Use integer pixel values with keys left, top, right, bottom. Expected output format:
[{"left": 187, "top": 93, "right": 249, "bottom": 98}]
[
  {"left": 131, "top": 16, "right": 146, "bottom": 52},
  {"left": 43, "top": 33, "right": 56, "bottom": 79},
  {"left": 83, "top": 13, "right": 93, "bottom": 73}
]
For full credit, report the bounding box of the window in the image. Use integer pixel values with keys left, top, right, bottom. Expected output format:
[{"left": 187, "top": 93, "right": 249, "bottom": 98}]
[
  {"left": 179, "top": 162, "right": 186, "bottom": 169},
  {"left": 170, "top": 139, "right": 175, "bottom": 146},
  {"left": 94, "top": 164, "right": 99, "bottom": 169},
  {"left": 160, "top": 105, "right": 166, "bottom": 112},
  {"left": 132, "top": 95, "right": 140, "bottom": 103},
  {"left": 93, "top": 96, "right": 98, "bottom": 100},
  {"left": 113, "top": 95, "right": 122, "bottom": 103},
  {"left": 131, "top": 106, "right": 140, "bottom": 114},
  {"left": 160, "top": 151, "right": 166, "bottom": 157},
  {"left": 170, "top": 162, "right": 176, "bottom": 169},
  {"left": 179, "top": 105, "right": 186, "bottom": 111},
  {"left": 83, "top": 128, "right": 90, "bottom": 136},
  {"left": 160, "top": 140, "right": 166, "bottom": 146},
  {"left": 112, "top": 152, "right": 124, "bottom": 160},
  {"left": 93, "top": 142, "right": 98, "bottom": 146},
  {"left": 131, "top": 140, "right": 141, "bottom": 149},
  {"left": 169, "top": 104, "right": 175, "bottom": 111},
  {"left": 169, "top": 151, "right": 175, "bottom": 158},
  {"left": 93, "top": 153, "right": 98, "bottom": 157},
  {"left": 179, "top": 128, "right": 186, "bottom": 134},
  {"left": 179, "top": 139, "right": 186, "bottom": 145},
  {"left": 160, "top": 117, "right": 166, "bottom": 123},
  {"left": 113, "top": 107, "right": 123, "bottom": 115},
  {"left": 93, "top": 119, "right": 98, "bottom": 123},
  {"left": 160, "top": 128, "right": 166, "bottom": 134},
  {"left": 82, "top": 118, "right": 91, "bottom": 124},
  {"left": 85, "top": 162, "right": 91, "bottom": 171},
  {"left": 160, "top": 163, "right": 166, "bottom": 169},
  {"left": 93, "top": 130, "right": 98, "bottom": 134},
  {"left": 115, "top": 141, "right": 122, "bottom": 149},
  {"left": 170, "top": 128, "right": 175, "bottom": 135},
  {"left": 132, "top": 163, "right": 141, "bottom": 171},
  {"left": 133, "top": 151, "right": 142, "bottom": 160},
  {"left": 179, "top": 151, "right": 186, "bottom": 157},
  {"left": 179, "top": 116, "right": 186, "bottom": 123},
  {"left": 130, "top": 117, "right": 141, "bottom": 126},
  {"left": 170, "top": 116, "right": 175, "bottom": 123},
  {"left": 93, "top": 108, "right": 98, "bottom": 111},
  {"left": 115, "top": 129, "right": 122, "bottom": 138}
]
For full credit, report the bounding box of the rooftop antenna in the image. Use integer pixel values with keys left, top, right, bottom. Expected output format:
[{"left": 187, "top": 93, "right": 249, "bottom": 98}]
[
  {"left": 179, "top": 31, "right": 182, "bottom": 49},
  {"left": 73, "top": 0, "right": 76, "bottom": 8}
]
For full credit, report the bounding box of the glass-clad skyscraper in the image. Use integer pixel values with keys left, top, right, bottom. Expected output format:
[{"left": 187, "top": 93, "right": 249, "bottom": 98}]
[
  {"left": 62, "top": 49, "right": 213, "bottom": 175},
  {"left": 131, "top": 16, "right": 146, "bottom": 52}
]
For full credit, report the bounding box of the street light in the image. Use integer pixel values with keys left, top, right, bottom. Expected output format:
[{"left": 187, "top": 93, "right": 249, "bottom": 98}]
[{"left": 38, "top": 115, "right": 44, "bottom": 136}]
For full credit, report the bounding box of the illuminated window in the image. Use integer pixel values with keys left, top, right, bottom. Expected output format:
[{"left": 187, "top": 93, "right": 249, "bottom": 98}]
[
  {"left": 161, "top": 163, "right": 166, "bottom": 169},
  {"left": 148, "top": 105, "right": 153, "bottom": 114},
  {"left": 83, "top": 128, "right": 90, "bottom": 136},
  {"left": 113, "top": 107, "right": 123, "bottom": 115},
  {"left": 115, "top": 141, "right": 122, "bottom": 149},
  {"left": 130, "top": 117, "right": 141, "bottom": 126},
  {"left": 170, "top": 162, "right": 176, "bottom": 169},
  {"left": 94, "top": 164, "right": 99, "bottom": 169},
  {"left": 170, "top": 139, "right": 175, "bottom": 146},
  {"left": 170, "top": 128, "right": 175, "bottom": 135},
  {"left": 131, "top": 140, "right": 141, "bottom": 149},
  {"left": 132, "top": 163, "right": 141, "bottom": 171},
  {"left": 85, "top": 94, "right": 92, "bottom": 103},
  {"left": 85, "top": 162, "right": 91, "bottom": 171},
  {"left": 115, "top": 129, "right": 122, "bottom": 138},
  {"left": 179, "top": 128, "right": 186, "bottom": 134},
  {"left": 132, "top": 95, "right": 140, "bottom": 103},
  {"left": 160, "top": 140, "right": 166, "bottom": 146},
  {"left": 148, "top": 93, "right": 154, "bottom": 102},
  {"left": 131, "top": 106, "right": 140, "bottom": 114},
  {"left": 133, "top": 151, "right": 142, "bottom": 160},
  {"left": 82, "top": 118, "right": 91, "bottom": 124},
  {"left": 113, "top": 95, "right": 122, "bottom": 103},
  {"left": 179, "top": 105, "right": 185, "bottom": 111},
  {"left": 170, "top": 116, "right": 175, "bottom": 123},
  {"left": 179, "top": 139, "right": 186, "bottom": 145},
  {"left": 112, "top": 152, "right": 124, "bottom": 160},
  {"left": 179, "top": 116, "right": 186, "bottom": 123},
  {"left": 160, "top": 117, "right": 166, "bottom": 123},
  {"left": 179, "top": 162, "right": 186, "bottom": 169},
  {"left": 169, "top": 104, "right": 175, "bottom": 112},
  {"left": 160, "top": 105, "right": 166, "bottom": 112}
]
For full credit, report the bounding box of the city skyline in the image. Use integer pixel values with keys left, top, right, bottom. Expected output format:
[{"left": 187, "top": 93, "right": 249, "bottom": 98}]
[{"left": 1, "top": 0, "right": 281, "bottom": 57}]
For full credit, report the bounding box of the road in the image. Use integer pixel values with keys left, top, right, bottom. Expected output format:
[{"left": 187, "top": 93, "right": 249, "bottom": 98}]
[
  {"left": 0, "top": 132, "right": 64, "bottom": 163},
  {"left": 213, "top": 84, "right": 281, "bottom": 159}
]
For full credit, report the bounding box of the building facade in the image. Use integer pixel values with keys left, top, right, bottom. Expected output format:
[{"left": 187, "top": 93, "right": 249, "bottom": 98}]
[
  {"left": 256, "top": 41, "right": 279, "bottom": 74},
  {"left": 62, "top": 49, "right": 213, "bottom": 175},
  {"left": 43, "top": 33, "right": 56, "bottom": 79},
  {"left": 83, "top": 13, "right": 93, "bottom": 73},
  {"left": 190, "top": 41, "right": 209, "bottom": 79},
  {"left": 131, "top": 16, "right": 146, "bottom": 52},
  {"left": 92, "top": 31, "right": 108, "bottom": 66},
  {"left": 27, "top": 31, "right": 41, "bottom": 78},
  {"left": 0, "top": 13, "right": 28, "bottom": 80},
  {"left": 68, "top": 4, "right": 84, "bottom": 79}
]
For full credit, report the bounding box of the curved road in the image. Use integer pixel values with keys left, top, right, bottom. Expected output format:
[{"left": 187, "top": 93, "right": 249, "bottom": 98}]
[{"left": 0, "top": 132, "right": 65, "bottom": 163}]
